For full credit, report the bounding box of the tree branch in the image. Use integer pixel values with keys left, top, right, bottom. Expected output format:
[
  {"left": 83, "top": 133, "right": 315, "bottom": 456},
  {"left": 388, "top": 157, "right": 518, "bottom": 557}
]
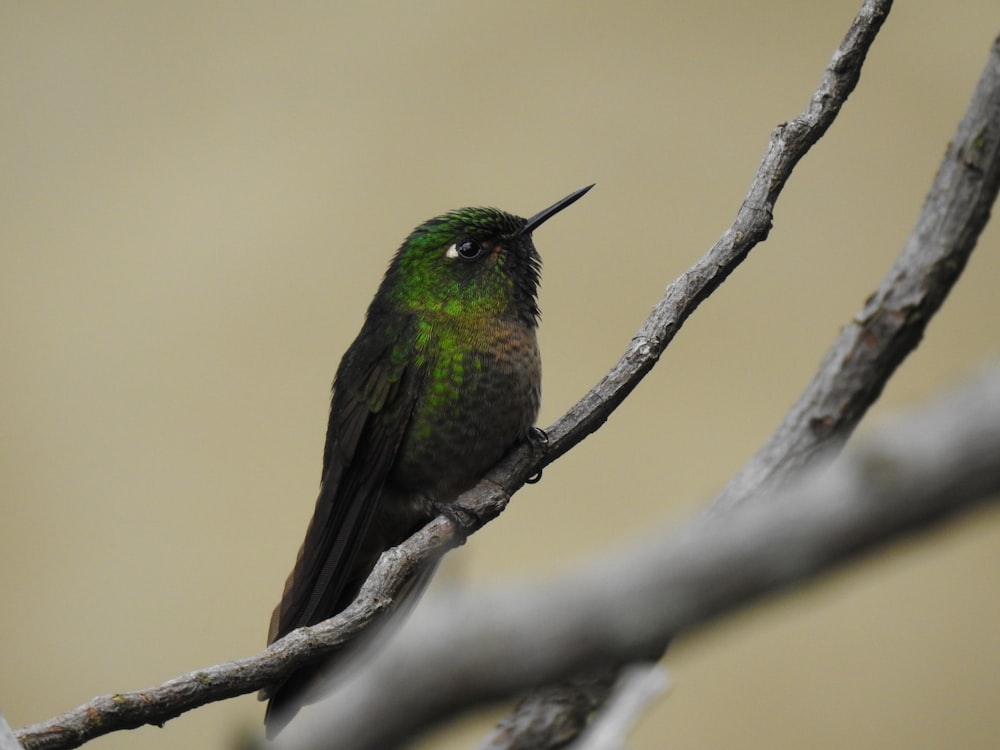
[
  {"left": 20, "top": 2, "right": 1000, "bottom": 750},
  {"left": 274, "top": 362, "right": 1000, "bottom": 750},
  {"left": 713, "top": 24, "right": 1000, "bottom": 512},
  {"left": 482, "top": 16, "right": 1000, "bottom": 750},
  {"left": 539, "top": 0, "right": 896, "bottom": 470}
]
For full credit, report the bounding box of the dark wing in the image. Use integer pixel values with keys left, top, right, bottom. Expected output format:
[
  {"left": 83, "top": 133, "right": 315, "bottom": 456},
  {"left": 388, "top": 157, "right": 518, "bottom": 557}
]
[
  {"left": 268, "top": 316, "right": 419, "bottom": 644},
  {"left": 263, "top": 314, "right": 420, "bottom": 733}
]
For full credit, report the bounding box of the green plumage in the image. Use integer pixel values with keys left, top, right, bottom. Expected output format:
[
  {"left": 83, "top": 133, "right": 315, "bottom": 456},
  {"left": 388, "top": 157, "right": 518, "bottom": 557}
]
[{"left": 263, "top": 186, "right": 592, "bottom": 737}]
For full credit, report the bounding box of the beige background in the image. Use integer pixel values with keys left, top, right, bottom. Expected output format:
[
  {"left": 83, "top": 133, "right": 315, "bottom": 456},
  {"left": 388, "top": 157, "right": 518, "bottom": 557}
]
[{"left": 3, "top": 3, "right": 999, "bottom": 749}]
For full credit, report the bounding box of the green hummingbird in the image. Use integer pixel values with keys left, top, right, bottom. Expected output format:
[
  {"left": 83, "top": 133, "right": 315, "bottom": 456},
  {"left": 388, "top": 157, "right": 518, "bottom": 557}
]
[{"left": 262, "top": 185, "right": 593, "bottom": 736}]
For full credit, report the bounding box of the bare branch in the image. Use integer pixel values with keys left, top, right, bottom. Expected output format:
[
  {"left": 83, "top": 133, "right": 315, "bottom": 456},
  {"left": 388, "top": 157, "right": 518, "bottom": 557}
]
[
  {"left": 538, "top": 0, "right": 896, "bottom": 469},
  {"left": 486, "top": 17, "right": 1000, "bottom": 749},
  {"left": 275, "top": 362, "right": 1000, "bottom": 750},
  {"left": 23, "top": 3, "right": 1000, "bottom": 750},
  {"left": 714, "top": 27, "right": 1000, "bottom": 512}
]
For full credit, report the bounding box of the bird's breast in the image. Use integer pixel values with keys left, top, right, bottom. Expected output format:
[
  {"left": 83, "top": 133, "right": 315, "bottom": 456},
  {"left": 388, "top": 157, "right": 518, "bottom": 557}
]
[{"left": 391, "top": 317, "right": 540, "bottom": 500}]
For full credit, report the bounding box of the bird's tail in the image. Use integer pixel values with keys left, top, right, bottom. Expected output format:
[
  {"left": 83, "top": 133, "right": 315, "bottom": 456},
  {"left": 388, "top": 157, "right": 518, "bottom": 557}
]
[{"left": 262, "top": 558, "right": 441, "bottom": 739}]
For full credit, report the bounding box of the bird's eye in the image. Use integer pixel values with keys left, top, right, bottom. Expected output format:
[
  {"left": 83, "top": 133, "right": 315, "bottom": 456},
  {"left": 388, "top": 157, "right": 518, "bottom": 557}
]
[{"left": 446, "top": 240, "right": 483, "bottom": 261}]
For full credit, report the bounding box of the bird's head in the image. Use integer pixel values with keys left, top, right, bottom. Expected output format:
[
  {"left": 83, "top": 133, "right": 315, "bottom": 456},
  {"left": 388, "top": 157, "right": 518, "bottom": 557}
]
[{"left": 381, "top": 185, "right": 593, "bottom": 327}]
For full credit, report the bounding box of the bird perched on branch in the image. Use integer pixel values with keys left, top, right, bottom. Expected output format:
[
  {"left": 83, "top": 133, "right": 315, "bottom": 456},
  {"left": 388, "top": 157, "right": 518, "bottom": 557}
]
[{"left": 262, "top": 185, "right": 593, "bottom": 737}]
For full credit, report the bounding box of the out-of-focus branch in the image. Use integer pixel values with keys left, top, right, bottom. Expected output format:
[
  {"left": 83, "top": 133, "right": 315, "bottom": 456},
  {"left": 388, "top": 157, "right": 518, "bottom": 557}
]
[
  {"left": 568, "top": 665, "right": 670, "bottom": 750},
  {"left": 277, "top": 362, "right": 1000, "bottom": 750},
  {"left": 0, "top": 716, "right": 25, "bottom": 750}
]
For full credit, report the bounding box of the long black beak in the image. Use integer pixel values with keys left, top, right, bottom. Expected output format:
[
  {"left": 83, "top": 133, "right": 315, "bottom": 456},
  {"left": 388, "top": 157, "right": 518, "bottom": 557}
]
[{"left": 517, "top": 184, "right": 595, "bottom": 236}]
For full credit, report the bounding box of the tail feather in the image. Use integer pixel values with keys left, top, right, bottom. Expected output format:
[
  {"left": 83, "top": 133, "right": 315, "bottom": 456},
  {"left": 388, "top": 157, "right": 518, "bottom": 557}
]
[{"left": 263, "top": 559, "right": 440, "bottom": 739}]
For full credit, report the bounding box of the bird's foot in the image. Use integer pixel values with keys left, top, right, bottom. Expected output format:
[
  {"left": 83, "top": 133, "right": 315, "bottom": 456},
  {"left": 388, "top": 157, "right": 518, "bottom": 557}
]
[
  {"left": 528, "top": 426, "right": 549, "bottom": 453},
  {"left": 526, "top": 426, "right": 549, "bottom": 484}
]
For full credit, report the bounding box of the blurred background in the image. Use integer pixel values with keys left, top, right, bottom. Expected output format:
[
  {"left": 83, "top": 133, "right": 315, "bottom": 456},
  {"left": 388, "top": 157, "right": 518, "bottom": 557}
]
[{"left": 2, "top": 2, "right": 999, "bottom": 748}]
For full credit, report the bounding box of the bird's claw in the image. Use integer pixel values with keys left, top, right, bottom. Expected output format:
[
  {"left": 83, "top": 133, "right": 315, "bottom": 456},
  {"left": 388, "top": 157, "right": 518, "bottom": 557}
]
[
  {"left": 528, "top": 426, "right": 549, "bottom": 453},
  {"left": 526, "top": 427, "right": 548, "bottom": 484}
]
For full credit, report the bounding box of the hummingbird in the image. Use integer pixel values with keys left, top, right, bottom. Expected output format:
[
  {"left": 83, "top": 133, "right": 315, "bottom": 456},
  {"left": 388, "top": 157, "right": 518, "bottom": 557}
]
[{"left": 262, "top": 185, "right": 593, "bottom": 736}]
